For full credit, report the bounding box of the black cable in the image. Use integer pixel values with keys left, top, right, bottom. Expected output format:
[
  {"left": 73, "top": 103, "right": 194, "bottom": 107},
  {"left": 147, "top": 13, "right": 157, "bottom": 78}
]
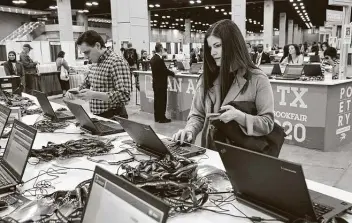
[{"left": 207, "top": 191, "right": 234, "bottom": 195}]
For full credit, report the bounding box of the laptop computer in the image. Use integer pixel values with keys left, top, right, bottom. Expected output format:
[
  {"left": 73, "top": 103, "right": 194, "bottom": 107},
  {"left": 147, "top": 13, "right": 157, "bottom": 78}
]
[
  {"left": 81, "top": 166, "right": 170, "bottom": 223},
  {"left": 303, "top": 64, "right": 323, "bottom": 77},
  {"left": 176, "top": 61, "right": 185, "bottom": 71},
  {"left": 271, "top": 63, "right": 282, "bottom": 75},
  {"left": 33, "top": 90, "right": 75, "bottom": 121},
  {"left": 215, "top": 141, "right": 352, "bottom": 223},
  {"left": 64, "top": 100, "right": 124, "bottom": 136},
  {"left": 310, "top": 55, "right": 321, "bottom": 63},
  {"left": 114, "top": 117, "right": 206, "bottom": 158},
  {"left": 0, "top": 119, "right": 37, "bottom": 194},
  {"left": 275, "top": 65, "right": 304, "bottom": 80},
  {"left": 190, "top": 63, "right": 203, "bottom": 74},
  {"left": 259, "top": 64, "right": 274, "bottom": 76},
  {"left": 0, "top": 104, "right": 11, "bottom": 138}
]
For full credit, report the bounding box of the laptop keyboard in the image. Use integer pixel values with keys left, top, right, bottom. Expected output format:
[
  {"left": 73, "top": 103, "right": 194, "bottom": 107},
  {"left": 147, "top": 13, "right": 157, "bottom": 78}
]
[
  {"left": 95, "top": 122, "right": 115, "bottom": 132},
  {"left": 0, "top": 172, "right": 11, "bottom": 187},
  {"left": 55, "top": 112, "right": 72, "bottom": 118},
  {"left": 161, "top": 139, "right": 190, "bottom": 155},
  {"left": 312, "top": 202, "right": 334, "bottom": 218}
]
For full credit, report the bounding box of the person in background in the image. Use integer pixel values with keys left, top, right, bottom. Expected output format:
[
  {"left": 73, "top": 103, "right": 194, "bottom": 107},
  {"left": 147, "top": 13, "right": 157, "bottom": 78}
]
[
  {"left": 301, "top": 42, "right": 308, "bottom": 55},
  {"left": 150, "top": 42, "right": 175, "bottom": 123},
  {"left": 124, "top": 43, "right": 139, "bottom": 91},
  {"left": 172, "top": 19, "right": 274, "bottom": 146},
  {"left": 280, "top": 44, "right": 303, "bottom": 65},
  {"left": 252, "top": 44, "right": 270, "bottom": 66},
  {"left": 321, "top": 47, "right": 339, "bottom": 79},
  {"left": 120, "top": 47, "right": 125, "bottom": 57},
  {"left": 162, "top": 48, "right": 168, "bottom": 60},
  {"left": 190, "top": 48, "right": 198, "bottom": 65},
  {"left": 139, "top": 49, "right": 149, "bottom": 71},
  {"left": 279, "top": 45, "right": 289, "bottom": 63},
  {"left": 66, "top": 30, "right": 131, "bottom": 119},
  {"left": 246, "top": 42, "right": 252, "bottom": 54},
  {"left": 3, "top": 51, "right": 25, "bottom": 87},
  {"left": 20, "top": 43, "right": 39, "bottom": 94},
  {"left": 321, "top": 42, "right": 329, "bottom": 52},
  {"left": 56, "top": 51, "right": 70, "bottom": 96},
  {"left": 198, "top": 48, "right": 204, "bottom": 62}
]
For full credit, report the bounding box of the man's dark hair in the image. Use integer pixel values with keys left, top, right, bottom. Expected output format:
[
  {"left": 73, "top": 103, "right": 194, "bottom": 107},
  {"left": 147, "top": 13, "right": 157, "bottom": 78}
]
[
  {"left": 324, "top": 47, "right": 338, "bottom": 59},
  {"left": 57, "top": 51, "right": 65, "bottom": 58},
  {"left": 76, "top": 30, "right": 106, "bottom": 48},
  {"left": 155, "top": 43, "right": 163, "bottom": 53}
]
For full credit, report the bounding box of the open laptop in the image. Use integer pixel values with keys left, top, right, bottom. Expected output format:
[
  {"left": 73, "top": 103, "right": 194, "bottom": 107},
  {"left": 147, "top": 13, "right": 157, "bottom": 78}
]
[
  {"left": 190, "top": 63, "right": 203, "bottom": 74},
  {"left": 64, "top": 100, "right": 124, "bottom": 136},
  {"left": 215, "top": 141, "right": 352, "bottom": 223},
  {"left": 81, "top": 166, "right": 170, "bottom": 223},
  {"left": 33, "top": 90, "right": 75, "bottom": 121},
  {"left": 0, "top": 120, "right": 37, "bottom": 194},
  {"left": 310, "top": 55, "right": 321, "bottom": 63},
  {"left": 303, "top": 64, "right": 323, "bottom": 77},
  {"left": 271, "top": 63, "right": 282, "bottom": 75},
  {"left": 176, "top": 61, "right": 185, "bottom": 71},
  {"left": 114, "top": 117, "right": 206, "bottom": 158},
  {"left": 0, "top": 104, "right": 11, "bottom": 138},
  {"left": 259, "top": 64, "right": 274, "bottom": 76},
  {"left": 275, "top": 65, "right": 304, "bottom": 80}
]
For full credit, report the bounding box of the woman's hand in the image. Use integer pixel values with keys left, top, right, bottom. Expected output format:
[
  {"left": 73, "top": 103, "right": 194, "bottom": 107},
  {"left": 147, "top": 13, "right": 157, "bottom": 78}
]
[
  {"left": 218, "top": 105, "right": 243, "bottom": 123},
  {"left": 172, "top": 129, "right": 193, "bottom": 144}
]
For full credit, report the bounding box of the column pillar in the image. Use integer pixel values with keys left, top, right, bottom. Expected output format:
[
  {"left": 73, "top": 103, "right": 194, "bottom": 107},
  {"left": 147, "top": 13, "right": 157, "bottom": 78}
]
[
  {"left": 57, "top": 0, "right": 74, "bottom": 41},
  {"left": 263, "top": 0, "right": 274, "bottom": 51},
  {"left": 279, "top": 13, "right": 286, "bottom": 48},
  {"left": 110, "top": 0, "right": 149, "bottom": 54},
  {"left": 232, "top": 0, "right": 246, "bottom": 37},
  {"left": 287, "top": 20, "right": 294, "bottom": 44},
  {"left": 298, "top": 27, "right": 302, "bottom": 44},
  {"left": 293, "top": 24, "right": 299, "bottom": 44},
  {"left": 332, "top": 25, "right": 338, "bottom": 37},
  {"left": 76, "top": 12, "right": 88, "bottom": 32},
  {"left": 184, "top": 19, "right": 191, "bottom": 44}
]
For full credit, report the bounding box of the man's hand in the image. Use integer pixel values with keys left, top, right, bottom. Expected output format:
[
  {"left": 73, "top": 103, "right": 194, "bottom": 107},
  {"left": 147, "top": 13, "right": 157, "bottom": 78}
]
[{"left": 78, "top": 89, "right": 96, "bottom": 101}]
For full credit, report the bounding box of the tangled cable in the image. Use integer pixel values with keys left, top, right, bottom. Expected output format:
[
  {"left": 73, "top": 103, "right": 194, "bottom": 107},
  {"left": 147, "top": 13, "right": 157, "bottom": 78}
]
[
  {"left": 120, "top": 154, "right": 209, "bottom": 213},
  {"left": 30, "top": 138, "right": 115, "bottom": 162},
  {"left": 32, "top": 119, "right": 70, "bottom": 133},
  {"left": 0, "top": 92, "right": 42, "bottom": 116}
]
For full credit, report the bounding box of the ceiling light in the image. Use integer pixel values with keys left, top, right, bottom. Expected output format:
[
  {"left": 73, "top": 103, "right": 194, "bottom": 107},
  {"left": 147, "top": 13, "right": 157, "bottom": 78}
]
[
  {"left": 215, "top": 9, "right": 219, "bottom": 12},
  {"left": 78, "top": 10, "right": 84, "bottom": 13},
  {"left": 189, "top": 1, "right": 195, "bottom": 4},
  {"left": 92, "top": 2, "right": 98, "bottom": 6},
  {"left": 290, "top": 0, "right": 293, "bottom": 2},
  {"left": 221, "top": 9, "right": 225, "bottom": 11},
  {"left": 83, "top": 9, "right": 89, "bottom": 13},
  {"left": 162, "top": 16, "right": 166, "bottom": 18},
  {"left": 154, "top": 20, "right": 157, "bottom": 22},
  {"left": 196, "top": 0, "right": 201, "bottom": 3},
  {"left": 224, "top": 12, "right": 228, "bottom": 15},
  {"left": 249, "top": 20, "right": 252, "bottom": 23},
  {"left": 206, "top": 23, "right": 209, "bottom": 25},
  {"left": 149, "top": 4, "right": 154, "bottom": 8},
  {"left": 301, "top": 6, "right": 305, "bottom": 9},
  {"left": 167, "top": 16, "right": 170, "bottom": 18},
  {"left": 165, "top": 22, "right": 169, "bottom": 24},
  {"left": 229, "top": 12, "right": 232, "bottom": 15},
  {"left": 86, "top": 2, "right": 92, "bottom": 6},
  {"left": 176, "top": 19, "right": 179, "bottom": 21},
  {"left": 295, "top": 6, "right": 298, "bottom": 9},
  {"left": 180, "top": 18, "right": 183, "bottom": 21},
  {"left": 49, "top": 5, "right": 56, "bottom": 10},
  {"left": 155, "top": 4, "right": 160, "bottom": 7},
  {"left": 300, "top": 2, "right": 304, "bottom": 5},
  {"left": 205, "top": 6, "right": 209, "bottom": 9},
  {"left": 211, "top": 6, "right": 215, "bottom": 8},
  {"left": 155, "top": 14, "right": 158, "bottom": 16},
  {"left": 293, "top": 3, "right": 296, "bottom": 6}
]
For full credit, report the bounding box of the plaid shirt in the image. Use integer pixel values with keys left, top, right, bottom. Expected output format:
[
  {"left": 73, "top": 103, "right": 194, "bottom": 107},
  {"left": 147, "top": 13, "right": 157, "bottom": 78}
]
[{"left": 79, "top": 48, "right": 131, "bottom": 114}]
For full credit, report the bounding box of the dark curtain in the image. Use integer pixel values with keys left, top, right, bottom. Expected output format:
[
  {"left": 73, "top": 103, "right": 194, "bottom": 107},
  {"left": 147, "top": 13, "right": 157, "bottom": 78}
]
[
  {"left": 0, "top": 45, "right": 7, "bottom": 61},
  {"left": 50, "top": 44, "right": 62, "bottom": 62},
  {"left": 174, "top": 43, "right": 178, "bottom": 54}
]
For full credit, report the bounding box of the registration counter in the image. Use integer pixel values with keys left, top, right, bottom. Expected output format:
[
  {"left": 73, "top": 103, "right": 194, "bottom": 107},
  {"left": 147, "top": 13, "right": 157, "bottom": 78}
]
[{"left": 135, "top": 70, "right": 352, "bottom": 151}]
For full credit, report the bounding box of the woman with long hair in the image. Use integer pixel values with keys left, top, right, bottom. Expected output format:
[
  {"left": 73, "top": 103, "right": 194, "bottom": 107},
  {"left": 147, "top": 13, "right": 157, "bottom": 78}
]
[
  {"left": 280, "top": 44, "right": 304, "bottom": 65},
  {"left": 56, "top": 51, "right": 70, "bottom": 96},
  {"left": 3, "top": 51, "right": 25, "bottom": 86},
  {"left": 172, "top": 19, "right": 274, "bottom": 147},
  {"left": 279, "top": 45, "right": 289, "bottom": 63}
]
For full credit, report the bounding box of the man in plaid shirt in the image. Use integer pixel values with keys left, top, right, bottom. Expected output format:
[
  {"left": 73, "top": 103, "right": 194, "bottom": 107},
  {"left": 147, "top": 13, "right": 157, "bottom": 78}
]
[{"left": 66, "top": 30, "right": 131, "bottom": 119}]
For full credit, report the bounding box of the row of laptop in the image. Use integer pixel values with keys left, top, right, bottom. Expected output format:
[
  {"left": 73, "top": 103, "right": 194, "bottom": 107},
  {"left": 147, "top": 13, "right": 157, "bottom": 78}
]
[
  {"left": 259, "top": 63, "right": 323, "bottom": 80},
  {"left": 0, "top": 95, "right": 350, "bottom": 222}
]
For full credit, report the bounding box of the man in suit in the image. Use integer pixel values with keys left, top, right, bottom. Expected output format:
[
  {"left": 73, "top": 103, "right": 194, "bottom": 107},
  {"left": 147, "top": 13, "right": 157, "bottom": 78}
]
[
  {"left": 150, "top": 43, "right": 175, "bottom": 123},
  {"left": 252, "top": 44, "right": 271, "bottom": 66}
]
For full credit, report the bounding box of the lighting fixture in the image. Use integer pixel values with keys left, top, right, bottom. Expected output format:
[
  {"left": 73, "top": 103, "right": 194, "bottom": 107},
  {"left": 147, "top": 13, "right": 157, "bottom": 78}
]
[
  {"left": 221, "top": 9, "right": 225, "bottom": 11},
  {"left": 215, "top": 9, "right": 219, "bottom": 12},
  {"left": 167, "top": 16, "right": 170, "bottom": 18},
  {"left": 205, "top": 6, "right": 209, "bottom": 9},
  {"left": 290, "top": 0, "right": 293, "bottom": 2},
  {"left": 86, "top": 2, "right": 92, "bottom": 6},
  {"left": 162, "top": 16, "right": 166, "bottom": 18},
  {"left": 92, "top": 2, "right": 98, "bottom": 6},
  {"left": 155, "top": 14, "right": 159, "bottom": 16},
  {"left": 196, "top": 0, "right": 201, "bottom": 3},
  {"left": 301, "top": 6, "right": 305, "bottom": 9},
  {"left": 189, "top": 1, "right": 195, "bottom": 4},
  {"left": 295, "top": 6, "right": 298, "bottom": 9},
  {"left": 83, "top": 9, "right": 89, "bottom": 13},
  {"left": 293, "top": 3, "right": 296, "bottom": 6},
  {"left": 155, "top": 4, "right": 160, "bottom": 7},
  {"left": 224, "top": 12, "right": 228, "bottom": 15},
  {"left": 165, "top": 22, "right": 169, "bottom": 24},
  {"left": 49, "top": 5, "right": 56, "bottom": 10},
  {"left": 154, "top": 20, "right": 157, "bottom": 22},
  {"left": 78, "top": 10, "right": 84, "bottom": 13},
  {"left": 300, "top": 2, "right": 304, "bottom": 5},
  {"left": 13, "top": 0, "right": 27, "bottom": 4},
  {"left": 211, "top": 6, "right": 215, "bottom": 8},
  {"left": 229, "top": 12, "right": 232, "bottom": 15},
  {"left": 149, "top": 4, "right": 154, "bottom": 8},
  {"left": 176, "top": 19, "right": 179, "bottom": 21},
  {"left": 180, "top": 18, "right": 183, "bottom": 21}
]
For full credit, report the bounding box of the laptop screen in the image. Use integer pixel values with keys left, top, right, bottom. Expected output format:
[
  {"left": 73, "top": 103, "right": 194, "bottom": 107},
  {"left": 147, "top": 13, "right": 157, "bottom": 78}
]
[
  {"left": 82, "top": 167, "right": 167, "bottom": 223},
  {"left": 3, "top": 120, "right": 36, "bottom": 180},
  {"left": 0, "top": 104, "right": 10, "bottom": 137},
  {"left": 34, "top": 91, "right": 56, "bottom": 118},
  {"left": 64, "top": 101, "right": 97, "bottom": 132},
  {"left": 284, "top": 65, "right": 304, "bottom": 76}
]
